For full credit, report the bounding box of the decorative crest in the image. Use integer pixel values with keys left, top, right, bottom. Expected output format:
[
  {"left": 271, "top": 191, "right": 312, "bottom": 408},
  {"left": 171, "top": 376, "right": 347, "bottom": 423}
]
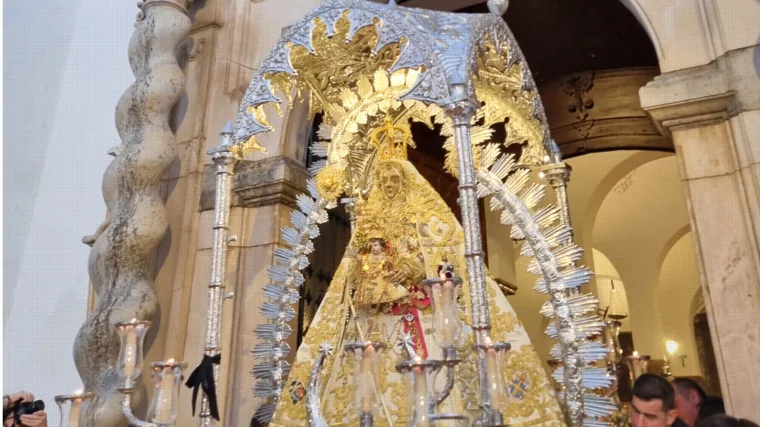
[{"left": 370, "top": 116, "right": 411, "bottom": 161}]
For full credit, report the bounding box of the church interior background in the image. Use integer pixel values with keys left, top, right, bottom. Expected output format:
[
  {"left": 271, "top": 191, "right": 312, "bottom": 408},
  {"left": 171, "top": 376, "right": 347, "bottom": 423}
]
[{"left": 3, "top": 0, "right": 759, "bottom": 426}]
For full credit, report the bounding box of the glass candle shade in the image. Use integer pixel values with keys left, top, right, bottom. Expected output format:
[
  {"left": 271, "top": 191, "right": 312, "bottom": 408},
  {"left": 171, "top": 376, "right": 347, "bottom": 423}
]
[
  {"left": 483, "top": 340, "right": 509, "bottom": 410},
  {"left": 625, "top": 353, "right": 651, "bottom": 381},
  {"left": 410, "top": 357, "right": 431, "bottom": 427},
  {"left": 146, "top": 360, "right": 187, "bottom": 425},
  {"left": 602, "top": 320, "right": 622, "bottom": 364},
  {"left": 423, "top": 278, "right": 462, "bottom": 349},
  {"left": 55, "top": 391, "right": 95, "bottom": 427},
  {"left": 345, "top": 342, "right": 385, "bottom": 417},
  {"left": 395, "top": 358, "right": 441, "bottom": 427},
  {"left": 115, "top": 319, "right": 151, "bottom": 389}
]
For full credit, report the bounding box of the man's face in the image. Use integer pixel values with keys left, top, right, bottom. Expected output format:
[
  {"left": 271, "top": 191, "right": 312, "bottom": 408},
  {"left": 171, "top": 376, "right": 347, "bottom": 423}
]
[
  {"left": 674, "top": 389, "right": 701, "bottom": 426},
  {"left": 630, "top": 396, "right": 677, "bottom": 427},
  {"left": 380, "top": 167, "right": 402, "bottom": 200}
]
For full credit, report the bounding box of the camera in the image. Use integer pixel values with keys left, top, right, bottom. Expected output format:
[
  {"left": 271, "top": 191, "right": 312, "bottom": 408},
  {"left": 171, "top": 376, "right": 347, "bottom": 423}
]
[{"left": 14, "top": 400, "right": 45, "bottom": 423}]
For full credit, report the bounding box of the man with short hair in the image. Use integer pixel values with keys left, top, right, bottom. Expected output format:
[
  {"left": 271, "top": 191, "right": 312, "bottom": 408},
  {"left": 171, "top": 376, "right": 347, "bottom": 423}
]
[
  {"left": 672, "top": 378, "right": 707, "bottom": 427},
  {"left": 631, "top": 374, "right": 679, "bottom": 427}
]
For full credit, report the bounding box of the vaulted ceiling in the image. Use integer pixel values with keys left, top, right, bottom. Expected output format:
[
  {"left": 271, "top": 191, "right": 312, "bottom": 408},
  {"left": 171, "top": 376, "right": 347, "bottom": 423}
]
[{"left": 395, "top": 0, "right": 658, "bottom": 83}]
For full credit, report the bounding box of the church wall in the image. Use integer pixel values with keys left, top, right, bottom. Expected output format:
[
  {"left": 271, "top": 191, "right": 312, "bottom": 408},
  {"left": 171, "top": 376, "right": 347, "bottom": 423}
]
[
  {"left": 657, "top": 232, "right": 702, "bottom": 378},
  {"left": 620, "top": 0, "right": 760, "bottom": 73},
  {"left": 2, "top": 0, "right": 136, "bottom": 425}
]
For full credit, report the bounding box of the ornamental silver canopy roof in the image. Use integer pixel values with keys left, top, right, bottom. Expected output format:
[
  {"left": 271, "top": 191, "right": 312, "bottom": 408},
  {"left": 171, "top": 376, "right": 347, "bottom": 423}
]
[{"left": 232, "top": 0, "right": 554, "bottom": 156}]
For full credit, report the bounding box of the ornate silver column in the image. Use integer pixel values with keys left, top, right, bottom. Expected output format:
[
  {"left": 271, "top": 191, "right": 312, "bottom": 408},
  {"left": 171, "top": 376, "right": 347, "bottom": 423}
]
[
  {"left": 542, "top": 158, "right": 578, "bottom": 298},
  {"left": 194, "top": 123, "right": 240, "bottom": 426},
  {"left": 74, "top": 0, "right": 192, "bottom": 425},
  {"left": 445, "top": 86, "right": 503, "bottom": 426},
  {"left": 542, "top": 163, "right": 572, "bottom": 235}
]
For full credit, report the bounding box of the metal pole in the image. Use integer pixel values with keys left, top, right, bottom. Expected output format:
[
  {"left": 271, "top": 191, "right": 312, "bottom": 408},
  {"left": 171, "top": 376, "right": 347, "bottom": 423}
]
[
  {"left": 542, "top": 161, "right": 577, "bottom": 297},
  {"left": 199, "top": 123, "right": 240, "bottom": 426},
  {"left": 445, "top": 86, "right": 503, "bottom": 426}
]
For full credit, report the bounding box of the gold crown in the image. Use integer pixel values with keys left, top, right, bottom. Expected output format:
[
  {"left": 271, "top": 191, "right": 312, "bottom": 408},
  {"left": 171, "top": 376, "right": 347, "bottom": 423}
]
[{"left": 370, "top": 116, "right": 411, "bottom": 161}]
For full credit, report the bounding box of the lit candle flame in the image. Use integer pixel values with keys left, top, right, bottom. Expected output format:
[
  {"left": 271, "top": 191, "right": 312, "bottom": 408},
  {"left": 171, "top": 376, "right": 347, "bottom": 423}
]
[
  {"left": 413, "top": 356, "right": 422, "bottom": 364},
  {"left": 484, "top": 337, "right": 492, "bottom": 346},
  {"left": 666, "top": 340, "right": 678, "bottom": 356},
  {"left": 73, "top": 389, "right": 84, "bottom": 396},
  {"left": 166, "top": 358, "right": 175, "bottom": 364},
  {"left": 633, "top": 351, "right": 639, "bottom": 358}
]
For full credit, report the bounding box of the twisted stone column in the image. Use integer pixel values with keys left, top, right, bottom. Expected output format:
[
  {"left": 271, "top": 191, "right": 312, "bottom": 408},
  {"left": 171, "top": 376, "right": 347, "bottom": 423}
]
[{"left": 73, "top": 1, "right": 192, "bottom": 426}]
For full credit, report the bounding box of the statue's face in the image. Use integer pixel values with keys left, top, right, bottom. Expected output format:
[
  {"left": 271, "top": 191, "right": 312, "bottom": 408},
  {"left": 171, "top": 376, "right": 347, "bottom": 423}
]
[
  {"left": 380, "top": 167, "right": 403, "bottom": 200},
  {"left": 369, "top": 239, "right": 385, "bottom": 255}
]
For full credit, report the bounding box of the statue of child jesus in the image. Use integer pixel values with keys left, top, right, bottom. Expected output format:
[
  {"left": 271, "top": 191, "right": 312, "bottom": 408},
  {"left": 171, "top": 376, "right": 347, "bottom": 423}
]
[{"left": 353, "top": 237, "right": 411, "bottom": 307}]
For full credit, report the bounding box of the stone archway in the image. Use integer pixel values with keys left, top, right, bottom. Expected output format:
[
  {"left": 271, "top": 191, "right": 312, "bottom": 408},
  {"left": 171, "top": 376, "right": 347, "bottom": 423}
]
[{"left": 691, "top": 288, "right": 722, "bottom": 396}]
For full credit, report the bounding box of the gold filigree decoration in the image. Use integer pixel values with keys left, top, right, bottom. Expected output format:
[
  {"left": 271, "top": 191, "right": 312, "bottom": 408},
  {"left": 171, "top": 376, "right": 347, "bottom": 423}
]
[
  {"left": 308, "top": 33, "right": 551, "bottom": 193},
  {"left": 474, "top": 34, "right": 547, "bottom": 167},
  {"left": 288, "top": 14, "right": 405, "bottom": 127},
  {"left": 315, "top": 163, "right": 347, "bottom": 200},
  {"left": 370, "top": 116, "right": 411, "bottom": 160}
]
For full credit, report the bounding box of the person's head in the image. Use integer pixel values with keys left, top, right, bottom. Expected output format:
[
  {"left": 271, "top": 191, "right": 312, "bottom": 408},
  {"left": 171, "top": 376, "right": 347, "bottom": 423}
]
[
  {"left": 697, "top": 397, "right": 725, "bottom": 421},
  {"left": 631, "top": 374, "right": 678, "bottom": 427},
  {"left": 697, "top": 414, "right": 760, "bottom": 427},
  {"left": 672, "top": 377, "right": 707, "bottom": 426}
]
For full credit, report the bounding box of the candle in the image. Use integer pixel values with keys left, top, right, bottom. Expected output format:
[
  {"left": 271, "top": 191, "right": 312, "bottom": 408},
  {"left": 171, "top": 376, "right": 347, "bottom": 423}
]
[
  {"left": 360, "top": 345, "right": 375, "bottom": 413},
  {"left": 154, "top": 360, "right": 176, "bottom": 423},
  {"left": 412, "top": 358, "right": 430, "bottom": 427},
  {"left": 484, "top": 338, "right": 502, "bottom": 408},
  {"left": 440, "top": 281, "right": 456, "bottom": 345},
  {"left": 123, "top": 324, "right": 137, "bottom": 379},
  {"left": 602, "top": 325, "right": 616, "bottom": 364},
  {"left": 68, "top": 390, "right": 84, "bottom": 427}
]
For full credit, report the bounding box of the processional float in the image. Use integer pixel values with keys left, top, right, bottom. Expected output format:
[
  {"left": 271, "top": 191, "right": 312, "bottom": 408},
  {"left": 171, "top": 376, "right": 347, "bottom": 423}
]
[
  {"left": 64, "top": 0, "right": 626, "bottom": 426},
  {"left": 226, "top": 0, "right": 616, "bottom": 426}
]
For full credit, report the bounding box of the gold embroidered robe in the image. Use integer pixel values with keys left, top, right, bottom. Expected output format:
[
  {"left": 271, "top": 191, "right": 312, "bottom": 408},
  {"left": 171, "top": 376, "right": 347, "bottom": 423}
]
[{"left": 269, "top": 159, "right": 565, "bottom": 427}]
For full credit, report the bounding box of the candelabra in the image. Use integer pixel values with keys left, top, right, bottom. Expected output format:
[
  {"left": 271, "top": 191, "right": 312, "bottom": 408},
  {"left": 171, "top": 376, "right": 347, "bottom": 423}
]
[
  {"left": 115, "top": 319, "right": 188, "bottom": 427},
  {"left": 624, "top": 352, "right": 651, "bottom": 382},
  {"left": 344, "top": 342, "right": 386, "bottom": 427},
  {"left": 57, "top": 319, "right": 186, "bottom": 427},
  {"left": 55, "top": 391, "right": 95, "bottom": 427},
  {"left": 308, "top": 266, "right": 509, "bottom": 427},
  {"left": 602, "top": 320, "right": 623, "bottom": 378}
]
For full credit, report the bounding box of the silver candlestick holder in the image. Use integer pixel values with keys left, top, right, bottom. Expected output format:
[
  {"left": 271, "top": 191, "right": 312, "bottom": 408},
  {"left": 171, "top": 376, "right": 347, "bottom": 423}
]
[
  {"left": 344, "top": 342, "right": 387, "bottom": 427},
  {"left": 55, "top": 390, "right": 96, "bottom": 427},
  {"left": 624, "top": 352, "right": 651, "bottom": 382},
  {"left": 115, "top": 320, "right": 188, "bottom": 427},
  {"left": 395, "top": 357, "right": 444, "bottom": 427},
  {"left": 472, "top": 339, "right": 511, "bottom": 427}
]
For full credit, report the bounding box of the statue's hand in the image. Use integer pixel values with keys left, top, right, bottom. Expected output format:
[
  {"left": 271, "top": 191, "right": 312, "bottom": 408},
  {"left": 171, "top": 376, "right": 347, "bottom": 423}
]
[{"left": 385, "top": 270, "right": 407, "bottom": 284}]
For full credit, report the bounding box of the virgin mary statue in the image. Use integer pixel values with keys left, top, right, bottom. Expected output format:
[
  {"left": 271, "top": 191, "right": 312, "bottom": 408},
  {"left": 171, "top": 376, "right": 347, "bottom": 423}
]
[{"left": 270, "top": 134, "right": 565, "bottom": 426}]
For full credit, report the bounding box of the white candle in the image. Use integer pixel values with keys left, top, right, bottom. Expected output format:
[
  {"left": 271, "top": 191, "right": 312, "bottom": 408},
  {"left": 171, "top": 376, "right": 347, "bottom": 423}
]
[
  {"left": 440, "top": 281, "right": 455, "bottom": 345},
  {"left": 484, "top": 339, "right": 502, "bottom": 408},
  {"left": 412, "top": 358, "right": 430, "bottom": 427},
  {"left": 68, "top": 390, "right": 84, "bottom": 427},
  {"left": 123, "top": 324, "right": 137, "bottom": 379},
  {"left": 603, "top": 326, "right": 616, "bottom": 363},
  {"left": 360, "top": 345, "right": 375, "bottom": 413},
  {"left": 154, "top": 360, "right": 176, "bottom": 423}
]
